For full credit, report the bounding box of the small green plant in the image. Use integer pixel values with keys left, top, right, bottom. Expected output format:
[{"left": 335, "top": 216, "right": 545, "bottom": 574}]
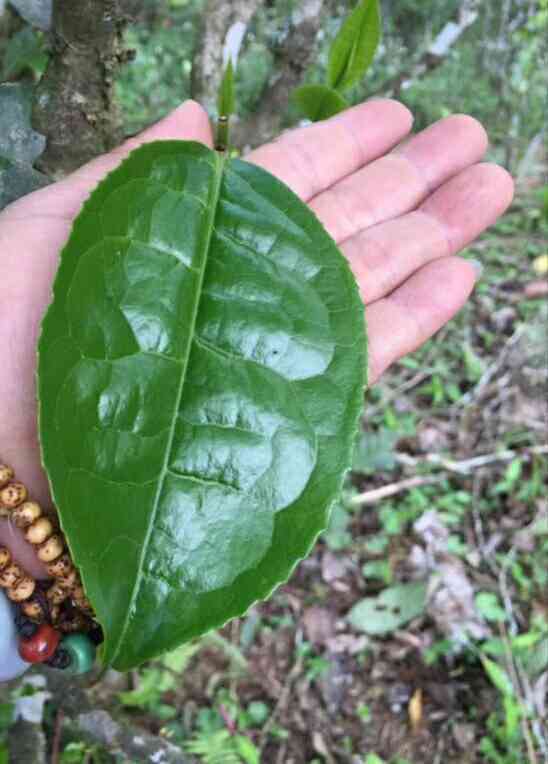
[
  {"left": 184, "top": 701, "right": 261, "bottom": 764},
  {"left": 118, "top": 642, "right": 201, "bottom": 718},
  {"left": 0, "top": 701, "right": 13, "bottom": 764},
  {"left": 348, "top": 581, "right": 427, "bottom": 635},
  {"left": 60, "top": 742, "right": 110, "bottom": 764},
  {"left": 477, "top": 644, "right": 545, "bottom": 764}
]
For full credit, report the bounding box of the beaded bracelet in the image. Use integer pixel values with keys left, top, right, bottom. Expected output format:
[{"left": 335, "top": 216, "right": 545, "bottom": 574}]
[{"left": 0, "top": 463, "right": 102, "bottom": 675}]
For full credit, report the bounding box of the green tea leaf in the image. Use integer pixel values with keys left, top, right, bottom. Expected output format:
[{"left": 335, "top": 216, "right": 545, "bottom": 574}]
[
  {"left": 327, "top": 0, "right": 381, "bottom": 93},
  {"left": 475, "top": 592, "right": 507, "bottom": 623},
  {"left": 234, "top": 735, "right": 260, "bottom": 764},
  {"left": 348, "top": 582, "right": 427, "bottom": 635},
  {"left": 480, "top": 655, "right": 515, "bottom": 697},
  {"left": 292, "top": 84, "right": 348, "bottom": 122},
  {"left": 38, "top": 140, "right": 367, "bottom": 670},
  {"left": 217, "top": 59, "right": 235, "bottom": 118}
]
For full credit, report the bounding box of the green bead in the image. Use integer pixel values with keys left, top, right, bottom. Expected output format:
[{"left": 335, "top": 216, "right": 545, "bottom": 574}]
[{"left": 61, "top": 633, "right": 96, "bottom": 675}]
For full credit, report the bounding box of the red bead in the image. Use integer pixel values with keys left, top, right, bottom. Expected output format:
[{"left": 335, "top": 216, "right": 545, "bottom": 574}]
[{"left": 18, "top": 624, "right": 61, "bottom": 663}]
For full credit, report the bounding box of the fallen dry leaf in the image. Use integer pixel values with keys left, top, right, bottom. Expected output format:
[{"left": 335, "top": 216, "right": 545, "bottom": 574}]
[
  {"left": 303, "top": 606, "right": 335, "bottom": 646},
  {"left": 408, "top": 687, "right": 423, "bottom": 733}
]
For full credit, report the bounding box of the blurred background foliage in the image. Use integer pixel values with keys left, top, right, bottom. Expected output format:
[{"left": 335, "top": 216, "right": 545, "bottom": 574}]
[
  {"left": 0, "top": 1, "right": 547, "bottom": 762},
  {"left": 108, "top": 0, "right": 547, "bottom": 172}
]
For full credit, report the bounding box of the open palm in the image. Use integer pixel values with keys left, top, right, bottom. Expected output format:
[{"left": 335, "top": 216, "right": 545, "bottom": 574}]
[{"left": 0, "top": 99, "right": 513, "bottom": 575}]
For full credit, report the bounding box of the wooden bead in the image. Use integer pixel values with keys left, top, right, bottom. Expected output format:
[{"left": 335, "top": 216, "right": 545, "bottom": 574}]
[
  {"left": 72, "top": 585, "right": 85, "bottom": 601},
  {"left": 19, "top": 624, "right": 61, "bottom": 663},
  {"left": 0, "top": 563, "right": 23, "bottom": 588},
  {"left": 0, "top": 546, "right": 11, "bottom": 569},
  {"left": 58, "top": 612, "right": 90, "bottom": 634},
  {"left": 0, "top": 465, "right": 14, "bottom": 488},
  {"left": 56, "top": 568, "right": 79, "bottom": 590},
  {"left": 37, "top": 534, "right": 64, "bottom": 562},
  {"left": 20, "top": 598, "right": 46, "bottom": 622},
  {"left": 7, "top": 576, "right": 35, "bottom": 602},
  {"left": 46, "top": 582, "right": 69, "bottom": 605},
  {"left": 61, "top": 633, "right": 96, "bottom": 675},
  {"left": 45, "top": 554, "right": 73, "bottom": 579},
  {"left": 49, "top": 604, "right": 61, "bottom": 624},
  {"left": 74, "top": 597, "right": 94, "bottom": 615},
  {"left": 11, "top": 501, "right": 42, "bottom": 528},
  {"left": 25, "top": 516, "right": 54, "bottom": 545},
  {"left": 0, "top": 482, "right": 27, "bottom": 508}
]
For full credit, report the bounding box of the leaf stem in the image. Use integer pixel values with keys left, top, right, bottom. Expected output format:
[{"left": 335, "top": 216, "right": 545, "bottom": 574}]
[{"left": 215, "top": 115, "right": 230, "bottom": 153}]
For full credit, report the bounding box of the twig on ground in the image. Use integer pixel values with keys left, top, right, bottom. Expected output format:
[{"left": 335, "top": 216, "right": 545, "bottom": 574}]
[
  {"left": 396, "top": 444, "right": 548, "bottom": 475},
  {"left": 498, "top": 416, "right": 548, "bottom": 432},
  {"left": 350, "top": 475, "right": 446, "bottom": 506},
  {"left": 471, "top": 471, "right": 500, "bottom": 576},
  {"left": 351, "top": 445, "right": 547, "bottom": 506},
  {"left": 498, "top": 549, "right": 520, "bottom": 637}
]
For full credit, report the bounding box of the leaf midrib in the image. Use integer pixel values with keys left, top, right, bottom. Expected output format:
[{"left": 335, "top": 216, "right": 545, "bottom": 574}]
[{"left": 107, "top": 150, "right": 227, "bottom": 667}]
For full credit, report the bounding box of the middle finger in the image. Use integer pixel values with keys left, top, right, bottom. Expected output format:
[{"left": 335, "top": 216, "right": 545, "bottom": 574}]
[{"left": 310, "top": 114, "right": 488, "bottom": 244}]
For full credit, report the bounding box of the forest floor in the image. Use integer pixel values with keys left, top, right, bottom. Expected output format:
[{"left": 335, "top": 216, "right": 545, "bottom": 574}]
[{"left": 1, "top": 181, "right": 547, "bottom": 764}]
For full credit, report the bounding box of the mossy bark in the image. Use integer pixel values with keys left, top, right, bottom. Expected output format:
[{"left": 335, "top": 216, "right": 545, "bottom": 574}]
[{"left": 32, "top": 0, "right": 131, "bottom": 177}]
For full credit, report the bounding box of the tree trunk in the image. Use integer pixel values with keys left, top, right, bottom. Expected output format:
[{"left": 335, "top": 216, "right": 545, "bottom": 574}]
[{"left": 32, "top": 0, "right": 135, "bottom": 177}]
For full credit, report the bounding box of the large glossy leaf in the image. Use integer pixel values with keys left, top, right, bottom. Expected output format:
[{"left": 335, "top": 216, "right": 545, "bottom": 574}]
[
  {"left": 327, "top": 0, "right": 381, "bottom": 93},
  {"left": 38, "top": 141, "right": 367, "bottom": 670}
]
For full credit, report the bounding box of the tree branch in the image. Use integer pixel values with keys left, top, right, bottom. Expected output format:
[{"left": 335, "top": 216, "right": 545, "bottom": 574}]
[
  {"left": 380, "top": 0, "right": 481, "bottom": 99},
  {"left": 231, "top": 0, "right": 327, "bottom": 150}
]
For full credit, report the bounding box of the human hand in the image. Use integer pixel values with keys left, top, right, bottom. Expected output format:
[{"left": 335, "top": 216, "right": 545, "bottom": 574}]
[{"left": 0, "top": 99, "right": 513, "bottom": 575}]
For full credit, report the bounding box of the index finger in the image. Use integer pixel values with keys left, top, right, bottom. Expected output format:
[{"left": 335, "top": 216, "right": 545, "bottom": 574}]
[{"left": 247, "top": 99, "right": 413, "bottom": 201}]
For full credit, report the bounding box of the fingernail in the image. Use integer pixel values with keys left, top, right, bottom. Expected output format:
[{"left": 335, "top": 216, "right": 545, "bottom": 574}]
[{"left": 469, "top": 259, "right": 483, "bottom": 280}]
